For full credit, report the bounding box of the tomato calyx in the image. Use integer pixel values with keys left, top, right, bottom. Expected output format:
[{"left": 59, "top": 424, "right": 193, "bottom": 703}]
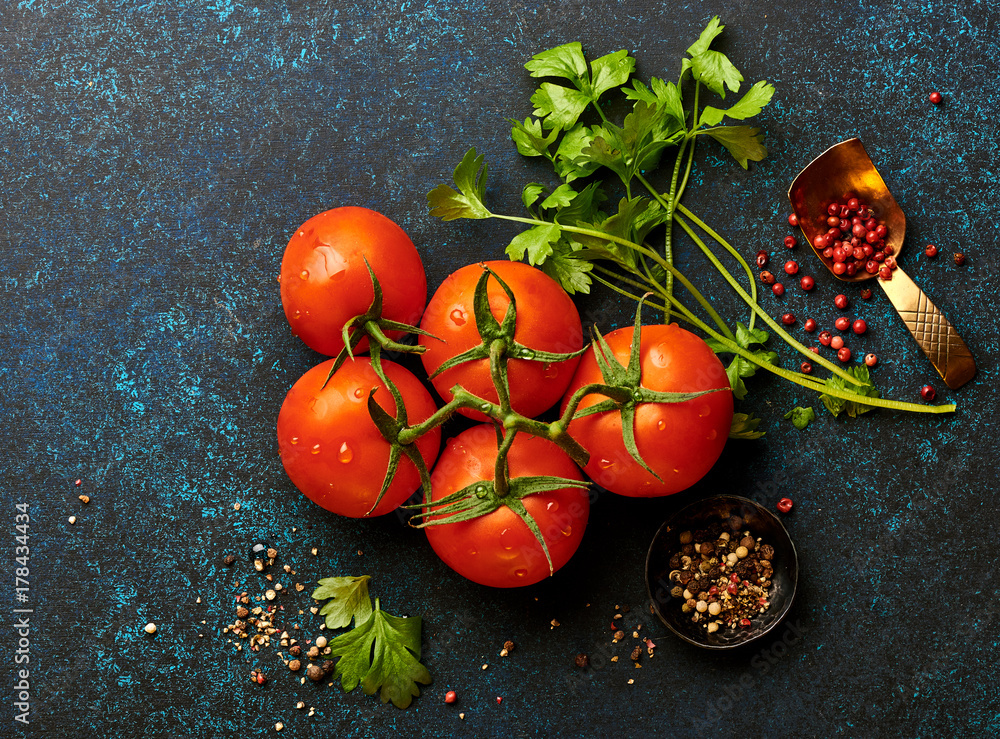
[
  {"left": 563, "top": 296, "right": 727, "bottom": 481},
  {"left": 406, "top": 452, "right": 589, "bottom": 577},
  {"left": 427, "top": 266, "right": 589, "bottom": 396},
  {"left": 363, "top": 382, "right": 434, "bottom": 517},
  {"left": 327, "top": 258, "right": 438, "bottom": 384}
]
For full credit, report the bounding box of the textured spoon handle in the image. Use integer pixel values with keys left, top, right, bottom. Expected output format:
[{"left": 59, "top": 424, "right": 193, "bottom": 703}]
[{"left": 878, "top": 266, "right": 976, "bottom": 389}]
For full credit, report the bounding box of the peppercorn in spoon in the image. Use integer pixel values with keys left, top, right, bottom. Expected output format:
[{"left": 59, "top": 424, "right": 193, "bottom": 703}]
[{"left": 788, "top": 138, "right": 976, "bottom": 390}]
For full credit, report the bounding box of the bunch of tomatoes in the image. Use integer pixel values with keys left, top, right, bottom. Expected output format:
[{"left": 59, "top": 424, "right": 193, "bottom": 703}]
[{"left": 276, "top": 207, "right": 734, "bottom": 588}]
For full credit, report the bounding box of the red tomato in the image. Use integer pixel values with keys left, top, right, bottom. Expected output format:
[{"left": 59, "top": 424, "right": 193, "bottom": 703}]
[
  {"left": 418, "top": 261, "right": 583, "bottom": 419},
  {"left": 424, "top": 425, "right": 589, "bottom": 588},
  {"left": 561, "top": 323, "right": 733, "bottom": 497},
  {"left": 277, "top": 357, "right": 441, "bottom": 517},
  {"left": 280, "top": 207, "right": 427, "bottom": 356}
]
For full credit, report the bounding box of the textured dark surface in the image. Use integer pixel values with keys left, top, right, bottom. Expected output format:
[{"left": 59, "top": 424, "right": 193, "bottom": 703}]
[{"left": 2, "top": 1, "right": 998, "bottom": 737}]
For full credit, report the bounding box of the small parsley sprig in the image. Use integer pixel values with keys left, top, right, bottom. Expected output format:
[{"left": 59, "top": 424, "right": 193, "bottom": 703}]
[
  {"left": 428, "top": 17, "right": 957, "bottom": 423},
  {"left": 312, "top": 577, "right": 431, "bottom": 709}
]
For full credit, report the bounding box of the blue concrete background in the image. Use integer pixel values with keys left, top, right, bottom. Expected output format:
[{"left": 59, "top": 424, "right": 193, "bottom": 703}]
[{"left": 2, "top": 0, "right": 998, "bottom": 736}]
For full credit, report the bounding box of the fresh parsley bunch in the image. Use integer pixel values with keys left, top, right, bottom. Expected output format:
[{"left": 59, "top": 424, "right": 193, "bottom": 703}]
[{"left": 429, "top": 17, "right": 956, "bottom": 424}]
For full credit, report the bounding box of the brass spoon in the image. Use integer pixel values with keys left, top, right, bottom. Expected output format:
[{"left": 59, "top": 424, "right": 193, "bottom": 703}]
[{"left": 788, "top": 138, "right": 976, "bottom": 390}]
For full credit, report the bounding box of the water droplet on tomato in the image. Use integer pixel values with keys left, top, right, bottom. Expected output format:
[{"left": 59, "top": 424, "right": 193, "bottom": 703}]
[
  {"left": 545, "top": 500, "right": 559, "bottom": 512},
  {"left": 290, "top": 436, "right": 299, "bottom": 445},
  {"left": 479, "top": 403, "right": 491, "bottom": 411},
  {"left": 699, "top": 405, "right": 711, "bottom": 418},
  {"left": 499, "top": 528, "right": 516, "bottom": 550},
  {"left": 706, "top": 429, "right": 717, "bottom": 440},
  {"left": 561, "top": 525, "right": 573, "bottom": 537},
  {"left": 657, "top": 419, "right": 667, "bottom": 431},
  {"left": 672, "top": 468, "right": 680, "bottom": 474},
  {"left": 298, "top": 230, "right": 305, "bottom": 237},
  {"left": 449, "top": 308, "right": 467, "bottom": 326},
  {"left": 514, "top": 568, "right": 529, "bottom": 578},
  {"left": 474, "top": 485, "right": 487, "bottom": 499},
  {"left": 337, "top": 442, "right": 353, "bottom": 463},
  {"left": 276, "top": 274, "right": 281, "bottom": 282},
  {"left": 632, "top": 390, "right": 643, "bottom": 401},
  {"left": 311, "top": 443, "right": 321, "bottom": 455},
  {"left": 650, "top": 343, "right": 671, "bottom": 368},
  {"left": 352, "top": 387, "right": 365, "bottom": 401},
  {"left": 598, "top": 458, "right": 614, "bottom": 469},
  {"left": 292, "top": 309, "right": 301, "bottom": 320},
  {"left": 299, "top": 269, "right": 309, "bottom": 280},
  {"left": 542, "top": 363, "right": 558, "bottom": 379},
  {"left": 520, "top": 348, "right": 535, "bottom": 359},
  {"left": 468, "top": 548, "right": 478, "bottom": 556}
]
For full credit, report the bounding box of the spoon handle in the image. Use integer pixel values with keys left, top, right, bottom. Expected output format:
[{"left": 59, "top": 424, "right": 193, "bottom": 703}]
[{"left": 877, "top": 266, "right": 976, "bottom": 389}]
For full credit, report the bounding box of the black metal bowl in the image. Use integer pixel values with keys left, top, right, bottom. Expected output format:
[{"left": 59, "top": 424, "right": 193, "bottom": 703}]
[{"left": 645, "top": 495, "right": 798, "bottom": 650}]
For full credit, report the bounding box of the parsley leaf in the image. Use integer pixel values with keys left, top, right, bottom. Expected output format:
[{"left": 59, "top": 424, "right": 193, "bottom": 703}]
[
  {"left": 699, "top": 80, "right": 776, "bottom": 126},
  {"left": 526, "top": 44, "right": 635, "bottom": 130},
  {"left": 427, "top": 148, "right": 491, "bottom": 220},
  {"left": 705, "top": 322, "right": 778, "bottom": 400},
  {"left": 819, "top": 365, "right": 881, "bottom": 418},
  {"left": 506, "top": 222, "right": 562, "bottom": 264},
  {"left": 783, "top": 406, "right": 816, "bottom": 430},
  {"left": 729, "top": 412, "right": 765, "bottom": 439},
  {"left": 510, "top": 117, "right": 558, "bottom": 158},
  {"left": 328, "top": 598, "right": 431, "bottom": 709},
  {"left": 685, "top": 16, "right": 743, "bottom": 98},
  {"left": 703, "top": 126, "right": 767, "bottom": 169},
  {"left": 524, "top": 42, "right": 589, "bottom": 81},
  {"left": 312, "top": 575, "right": 374, "bottom": 629},
  {"left": 624, "top": 77, "right": 686, "bottom": 125},
  {"left": 540, "top": 251, "right": 594, "bottom": 294},
  {"left": 531, "top": 83, "right": 591, "bottom": 131}
]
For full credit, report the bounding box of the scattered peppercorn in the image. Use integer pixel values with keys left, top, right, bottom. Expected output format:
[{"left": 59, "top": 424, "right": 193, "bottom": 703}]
[
  {"left": 445, "top": 690, "right": 457, "bottom": 704},
  {"left": 788, "top": 213, "right": 799, "bottom": 227},
  {"left": 288, "top": 659, "right": 301, "bottom": 672},
  {"left": 223, "top": 555, "right": 236, "bottom": 567},
  {"left": 784, "top": 235, "right": 797, "bottom": 249},
  {"left": 953, "top": 252, "right": 966, "bottom": 266},
  {"left": 799, "top": 275, "right": 815, "bottom": 291},
  {"left": 772, "top": 283, "right": 785, "bottom": 296},
  {"left": 920, "top": 385, "right": 937, "bottom": 402},
  {"left": 803, "top": 318, "right": 817, "bottom": 332},
  {"left": 865, "top": 353, "right": 878, "bottom": 367},
  {"left": 756, "top": 251, "right": 769, "bottom": 268},
  {"left": 860, "top": 287, "right": 873, "bottom": 300},
  {"left": 776, "top": 497, "right": 793, "bottom": 514},
  {"left": 928, "top": 90, "right": 943, "bottom": 104},
  {"left": 834, "top": 316, "right": 851, "bottom": 332},
  {"left": 834, "top": 294, "right": 849, "bottom": 310},
  {"left": 575, "top": 654, "right": 589, "bottom": 668},
  {"left": 925, "top": 244, "right": 938, "bottom": 258},
  {"left": 800, "top": 362, "right": 813, "bottom": 374},
  {"left": 781, "top": 312, "right": 796, "bottom": 326},
  {"left": 760, "top": 270, "right": 776, "bottom": 285}
]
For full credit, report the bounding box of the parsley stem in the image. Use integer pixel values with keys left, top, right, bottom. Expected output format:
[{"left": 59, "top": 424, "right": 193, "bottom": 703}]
[
  {"left": 590, "top": 269, "right": 698, "bottom": 329},
  {"left": 665, "top": 292, "right": 954, "bottom": 414},
  {"left": 636, "top": 171, "right": 760, "bottom": 334},
  {"left": 673, "top": 208, "right": 863, "bottom": 387},
  {"left": 493, "top": 214, "right": 735, "bottom": 341}
]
